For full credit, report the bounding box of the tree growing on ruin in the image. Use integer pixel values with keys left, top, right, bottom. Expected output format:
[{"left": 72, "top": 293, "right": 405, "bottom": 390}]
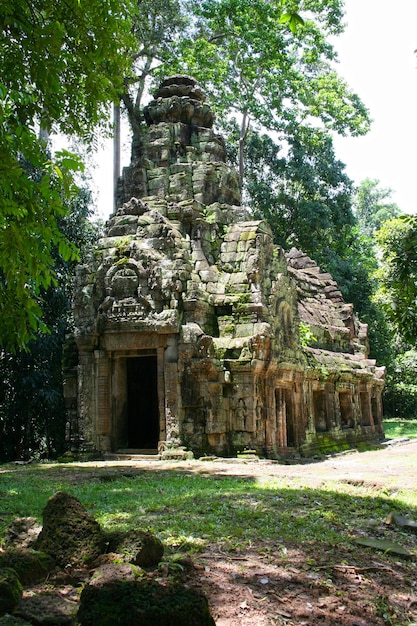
[{"left": 119, "top": 1, "right": 370, "bottom": 185}]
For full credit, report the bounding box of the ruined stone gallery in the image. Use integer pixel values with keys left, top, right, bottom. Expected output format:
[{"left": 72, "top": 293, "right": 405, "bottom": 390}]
[{"left": 66, "top": 76, "right": 384, "bottom": 458}]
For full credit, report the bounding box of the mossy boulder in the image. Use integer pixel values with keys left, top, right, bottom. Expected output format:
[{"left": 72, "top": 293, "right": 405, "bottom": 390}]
[
  {"left": 78, "top": 579, "right": 215, "bottom": 626},
  {"left": 3, "top": 517, "right": 41, "bottom": 549},
  {"left": 15, "top": 590, "right": 79, "bottom": 625},
  {"left": 0, "top": 616, "right": 31, "bottom": 625},
  {"left": 34, "top": 491, "right": 106, "bottom": 567},
  {"left": 0, "top": 568, "right": 23, "bottom": 617},
  {"left": 0, "top": 548, "right": 55, "bottom": 585},
  {"left": 90, "top": 563, "right": 141, "bottom": 586},
  {"left": 106, "top": 530, "right": 164, "bottom": 568},
  {"left": 133, "top": 532, "right": 164, "bottom": 569}
]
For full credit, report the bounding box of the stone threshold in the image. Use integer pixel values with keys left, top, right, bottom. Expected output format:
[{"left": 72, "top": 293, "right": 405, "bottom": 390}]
[{"left": 104, "top": 449, "right": 160, "bottom": 461}]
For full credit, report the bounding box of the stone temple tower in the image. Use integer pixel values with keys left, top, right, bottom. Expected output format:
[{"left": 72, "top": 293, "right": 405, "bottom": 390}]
[{"left": 66, "top": 75, "right": 384, "bottom": 458}]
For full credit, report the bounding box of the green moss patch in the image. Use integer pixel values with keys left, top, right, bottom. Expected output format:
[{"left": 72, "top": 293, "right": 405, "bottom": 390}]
[
  {"left": 78, "top": 580, "right": 215, "bottom": 626},
  {"left": 0, "top": 548, "right": 54, "bottom": 585},
  {"left": 0, "top": 568, "right": 22, "bottom": 617}
]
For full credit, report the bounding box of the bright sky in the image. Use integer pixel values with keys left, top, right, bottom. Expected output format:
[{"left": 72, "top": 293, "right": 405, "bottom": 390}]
[
  {"left": 332, "top": 0, "right": 417, "bottom": 214},
  {"left": 91, "top": 0, "right": 417, "bottom": 218}
]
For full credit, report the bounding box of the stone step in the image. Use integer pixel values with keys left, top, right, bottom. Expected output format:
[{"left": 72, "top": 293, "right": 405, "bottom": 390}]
[{"left": 104, "top": 450, "right": 160, "bottom": 461}]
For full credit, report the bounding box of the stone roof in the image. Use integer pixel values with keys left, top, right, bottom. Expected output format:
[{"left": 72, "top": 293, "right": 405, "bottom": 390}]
[{"left": 286, "top": 248, "right": 368, "bottom": 356}]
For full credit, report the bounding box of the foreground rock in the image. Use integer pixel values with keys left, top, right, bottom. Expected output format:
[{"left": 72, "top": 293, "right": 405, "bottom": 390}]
[
  {"left": 0, "top": 493, "right": 214, "bottom": 625},
  {"left": 34, "top": 491, "right": 106, "bottom": 567},
  {"left": 78, "top": 579, "right": 215, "bottom": 626},
  {"left": 0, "top": 549, "right": 55, "bottom": 585},
  {"left": 15, "top": 591, "right": 79, "bottom": 626},
  {"left": 0, "top": 568, "right": 22, "bottom": 617},
  {"left": 0, "top": 616, "right": 31, "bottom": 625},
  {"left": 3, "top": 518, "right": 41, "bottom": 550},
  {"left": 107, "top": 529, "right": 164, "bottom": 568}
]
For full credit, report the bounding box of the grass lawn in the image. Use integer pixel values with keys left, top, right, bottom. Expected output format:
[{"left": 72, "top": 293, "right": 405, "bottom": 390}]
[
  {"left": 0, "top": 459, "right": 416, "bottom": 554},
  {"left": 1, "top": 450, "right": 417, "bottom": 624},
  {"left": 383, "top": 417, "right": 417, "bottom": 440}
]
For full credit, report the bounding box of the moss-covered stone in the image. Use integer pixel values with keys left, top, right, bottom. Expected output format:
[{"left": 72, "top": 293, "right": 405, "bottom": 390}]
[
  {"left": 34, "top": 492, "right": 106, "bottom": 567},
  {"left": 0, "top": 615, "right": 31, "bottom": 625},
  {"left": 106, "top": 530, "right": 164, "bottom": 569},
  {"left": 0, "top": 568, "right": 22, "bottom": 617},
  {"left": 0, "top": 548, "right": 55, "bottom": 585},
  {"left": 3, "top": 517, "right": 41, "bottom": 550},
  {"left": 67, "top": 75, "right": 385, "bottom": 462},
  {"left": 78, "top": 579, "right": 215, "bottom": 626}
]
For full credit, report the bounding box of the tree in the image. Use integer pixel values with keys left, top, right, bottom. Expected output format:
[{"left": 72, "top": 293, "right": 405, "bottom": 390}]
[
  {"left": 354, "top": 178, "right": 401, "bottom": 237},
  {"left": 0, "top": 184, "right": 99, "bottom": 461},
  {"left": 243, "top": 127, "right": 354, "bottom": 262},
  {"left": 374, "top": 215, "right": 417, "bottom": 346},
  {"left": 160, "top": 0, "right": 370, "bottom": 187},
  {"left": 115, "top": 1, "right": 370, "bottom": 191},
  {"left": 120, "top": 0, "right": 191, "bottom": 135},
  {"left": 383, "top": 349, "right": 417, "bottom": 419},
  {"left": 0, "top": 0, "right": 135, "bottom": 349}
]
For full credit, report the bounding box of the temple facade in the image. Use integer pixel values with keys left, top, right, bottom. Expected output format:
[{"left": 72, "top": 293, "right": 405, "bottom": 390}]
[{"left": 65, "top": 76, "right": 385, "bottom": 458}]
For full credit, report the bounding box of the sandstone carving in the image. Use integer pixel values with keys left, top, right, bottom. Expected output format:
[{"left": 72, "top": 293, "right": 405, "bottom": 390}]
[{"left": 66, "top": 75, "right": 384, "bottom": 458}]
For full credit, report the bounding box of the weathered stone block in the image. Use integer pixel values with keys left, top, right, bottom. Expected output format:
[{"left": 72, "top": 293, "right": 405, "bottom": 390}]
[
  {"left": 78, "top": 579, "right": 215, "bottom": 626},
  {"left": 34, "top": 492, "right": 106, "bottom": 568},
  {"left": 0, "top": 568, "right": 22, "bottom": 617}
]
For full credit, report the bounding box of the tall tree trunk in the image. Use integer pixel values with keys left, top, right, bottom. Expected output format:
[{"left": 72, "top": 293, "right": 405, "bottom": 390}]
[
  {"left": 113, "top": 102, "right": 121, "bottom": 212},
  {"left": 239, "top": 112, "right": 250, "bottom": 190}
]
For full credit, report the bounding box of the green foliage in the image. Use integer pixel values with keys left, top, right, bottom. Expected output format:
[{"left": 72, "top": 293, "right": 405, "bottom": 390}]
[
  {"left": 383, "top": 350, "right": 417, "bottom": 420},
  {"left": 121, "top": 0, "right": 370, "bottom": 191},
  {"left": 0, "top": 0, "right": 135, "bottom": 349},
  {"left": 374, "top": 215, "right": 417, "bottom": 346},
  {"left": 0, "top": 186, "right": 99, "bottom": 462},
  {"left": 299, "top": 322, "right": 316, "bottom": 347},
  {"left": 279, "top": 10, "right": 305, "bottom": 33},
  {"left": 0, "top": 127, "right": 81, "bottom": 348},
  {"left": 170, "top": 0, "right": 370, "bottom": 137},
  {"left": 354, "top": 178, "right": 401, "bottom": 238},
  {"left": 121, "top": 0, "right": 191, "bottom": 133},
  {"left": 243, "top": 127, "right": 355, "bottom": 262},
  {"left": 1, "top": 0, "right": 134, "bottom": 136}
]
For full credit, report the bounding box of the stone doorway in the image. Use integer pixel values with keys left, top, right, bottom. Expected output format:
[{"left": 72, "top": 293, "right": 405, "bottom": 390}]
[
  {"left": 126, "top": 356, "right": 159, "bottom": 450},
  {"left": 275, "top": 387, "right": 296, "bottom": 448}
]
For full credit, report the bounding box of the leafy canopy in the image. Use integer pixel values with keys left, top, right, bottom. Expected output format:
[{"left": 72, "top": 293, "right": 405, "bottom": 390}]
[
  {"left": 374, "top": 215, "right": 417, "bottom": 346},
  {"left": 0, "top": 184, "right": 99, "bottom": 462},
  {"left": 354, "top": 178, "right": 401, "bottom": 238},
  {"left": 120, "top": 0, "right": 370, "bottom": 190},
  {"left": 0, "top": 0, "right": 135, "bottom": 350},
  {"left": 164, "top": 0, "right": 370, "bottom": 136}
]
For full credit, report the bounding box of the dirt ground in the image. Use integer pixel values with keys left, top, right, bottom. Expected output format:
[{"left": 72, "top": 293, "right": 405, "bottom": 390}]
[
  {"left": 128, "top": 439, "right": 417, "bottom": 626},
  {"left": 184, "top": 439, "right": 417, "bottom": 626},
  {"left": 11, "top": 439, "right": 417, "bottom": 625}
]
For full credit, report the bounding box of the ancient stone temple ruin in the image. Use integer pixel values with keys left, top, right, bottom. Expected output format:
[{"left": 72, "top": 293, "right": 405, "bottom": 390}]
[{"left": 66, "top": 75, "right": 385, "bottom": 458}]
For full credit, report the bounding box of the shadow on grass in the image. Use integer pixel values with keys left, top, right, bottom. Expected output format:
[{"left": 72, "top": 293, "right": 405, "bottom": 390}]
[
  {"left": 0, "top": 462, "right": 416, "bottom": 552},
  {"left": 1, "top": 463, "right": 416, "bottom": 625}
]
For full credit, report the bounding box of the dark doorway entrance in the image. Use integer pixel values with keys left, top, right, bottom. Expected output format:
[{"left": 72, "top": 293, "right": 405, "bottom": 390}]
[
  {"left": 275, "top": 387, "right": 296, "bottom": 448},
  {"left": 126, "top": 356, "right": 159, "bottom": 449},
  {"left": 284, "top": 389, "right": 296, "bottom": 447}
]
